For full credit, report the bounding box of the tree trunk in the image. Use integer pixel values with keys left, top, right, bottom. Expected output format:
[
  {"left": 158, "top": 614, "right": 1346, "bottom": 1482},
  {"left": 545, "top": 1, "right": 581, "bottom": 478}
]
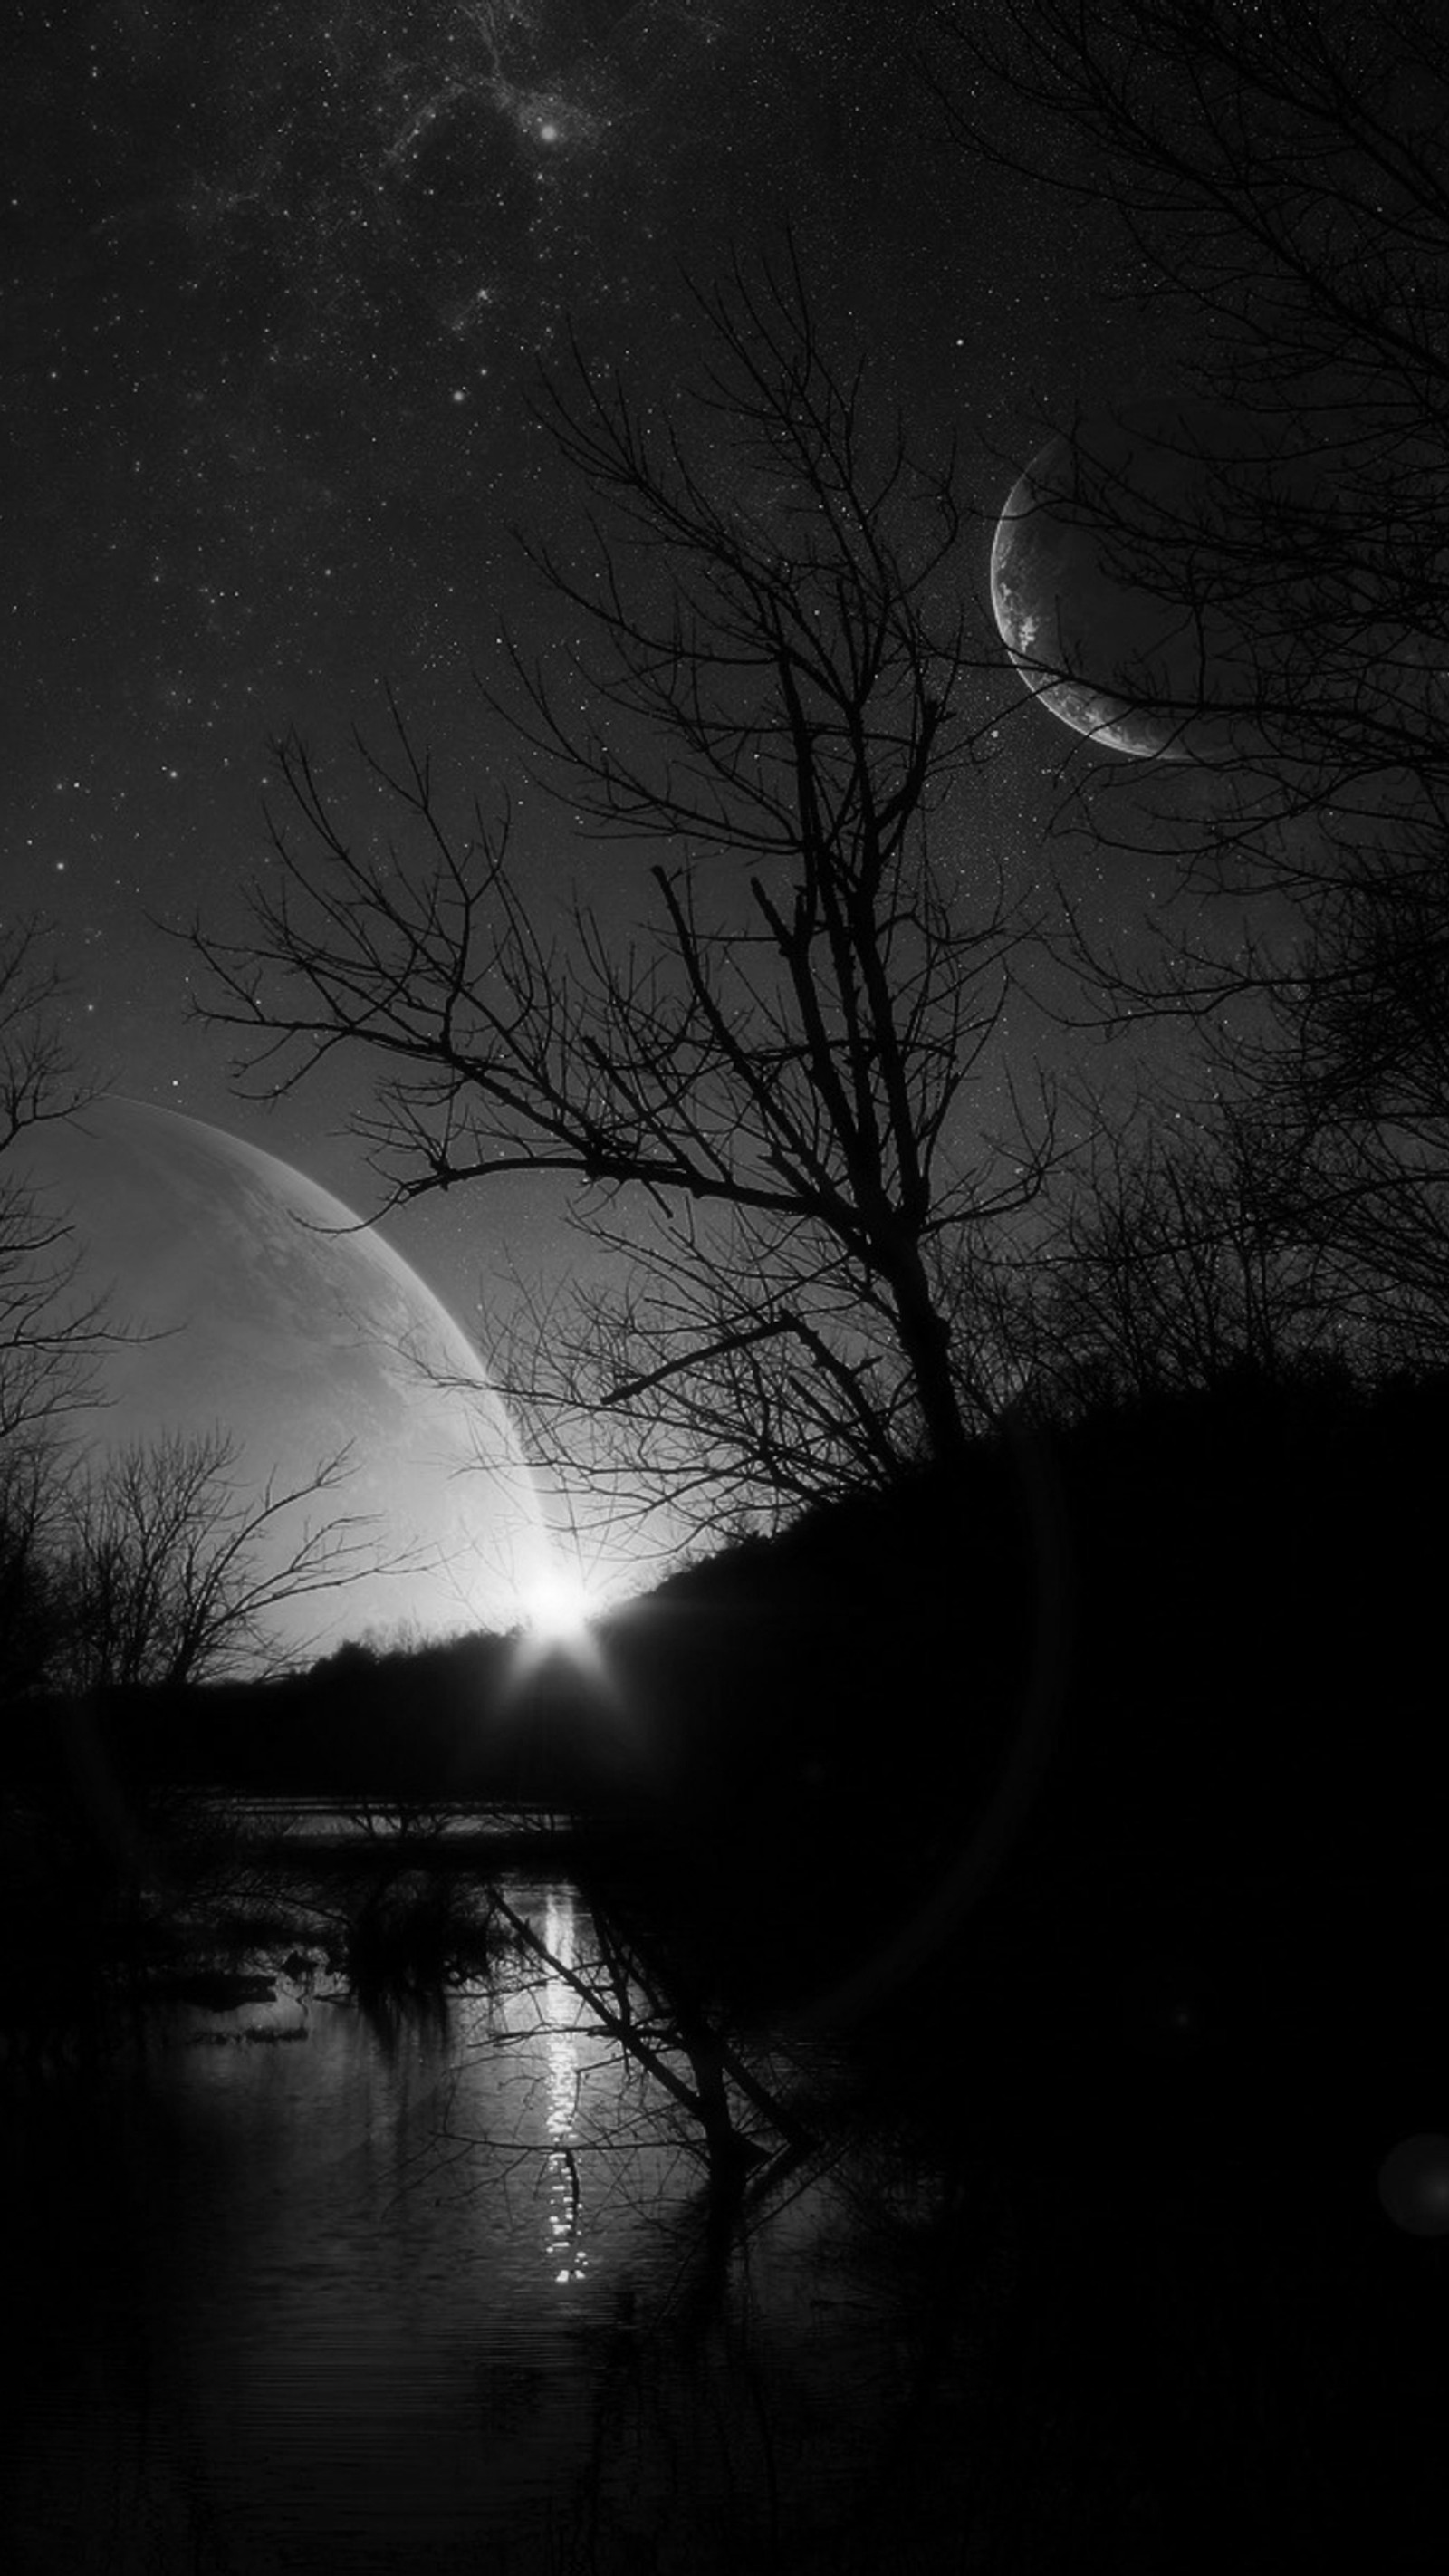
[{"left": 889, "top": 1251, "right": 970, "bottom": 1475}]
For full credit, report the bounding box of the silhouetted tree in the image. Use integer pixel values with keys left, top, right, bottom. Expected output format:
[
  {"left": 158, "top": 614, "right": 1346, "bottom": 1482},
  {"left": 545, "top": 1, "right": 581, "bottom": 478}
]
[
  {"left": 1240, "top": 848, "right": 1449, "bottom": 1366},
  {"left": 0, "top": 922, "right": 114, "bottom": 1456},
  {"left": 482, "top": 1880, "right": 811, "bottom": 2201},
  {"left": 53, "top": 1429, "right": 378, "bottom": 1691},
  {"left": 938, "top": 0, "right": 1449, "bottom": 822},
  {"left": 0, "top": 1445, "right": 66, "bottom": 1702},
  {"left": 940, "top": 0, "right": 1449, "bottom": 773},
  {"left": 1008, "top": 1097, "right": 1359, "bottom": 1418},
  {"left": 940, "top": 0, "right": 1449, "bottom": 1346},
  {"left": 0, "top": 922, "right": 124, "bottom": 1700},
  {"left": 190, "top": 253, "right": 1057, "bottom": 1536}
]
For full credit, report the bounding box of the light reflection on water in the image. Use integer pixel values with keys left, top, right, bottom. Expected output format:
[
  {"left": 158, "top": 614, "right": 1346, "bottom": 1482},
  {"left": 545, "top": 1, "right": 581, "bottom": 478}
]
[
  {"left": 541, "top": 1884, "right": 588, "bottom": 2284},
  {"left": 0, "top": 1831, "right": 964, "bottom": 2573}
]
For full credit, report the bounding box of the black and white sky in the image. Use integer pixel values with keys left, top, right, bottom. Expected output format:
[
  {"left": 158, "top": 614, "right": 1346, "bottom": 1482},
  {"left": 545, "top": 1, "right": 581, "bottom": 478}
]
[{"left": 5, "top": 0, "right": 1171, "bottom": 1328}]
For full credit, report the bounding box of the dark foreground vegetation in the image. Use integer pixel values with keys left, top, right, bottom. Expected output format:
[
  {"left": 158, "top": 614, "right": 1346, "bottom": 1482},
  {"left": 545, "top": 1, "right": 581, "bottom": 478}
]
[
  {"left": 4, "top": 1361, "right": 1448, "bottom": 2565},
  {"left": 11, "top": 10, "right": 1449, "bottom": 2533},
  {"left": 6, "top": 1353, "right": 1446, "bottom": 2118},
  {"left": 12, "top": 1353, "right": 1443, "bottom": 1890}
]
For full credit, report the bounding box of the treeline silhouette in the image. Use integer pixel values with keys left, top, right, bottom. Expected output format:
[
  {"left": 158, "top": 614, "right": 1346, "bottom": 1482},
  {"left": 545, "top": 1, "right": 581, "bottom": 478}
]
[{"left": 11, "top": 1357, "right": 1443, "bottom": 2023}]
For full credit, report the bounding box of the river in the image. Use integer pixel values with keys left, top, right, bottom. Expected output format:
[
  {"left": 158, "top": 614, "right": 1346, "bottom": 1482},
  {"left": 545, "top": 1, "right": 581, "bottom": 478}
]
[{"left": 0, "top": 1803, "right": 980, "bottom": 2572}]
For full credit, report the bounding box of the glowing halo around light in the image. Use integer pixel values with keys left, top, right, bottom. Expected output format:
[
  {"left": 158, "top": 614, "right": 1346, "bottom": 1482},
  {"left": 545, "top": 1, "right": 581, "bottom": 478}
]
[{"left": 523, "top": 1558, "right": 605, "bottom": 1652}]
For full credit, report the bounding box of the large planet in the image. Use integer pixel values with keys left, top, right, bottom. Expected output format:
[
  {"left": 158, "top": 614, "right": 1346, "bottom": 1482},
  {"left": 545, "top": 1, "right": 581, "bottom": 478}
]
[
  {"left": 990, "top": 398, "right": 1297, "bottom": 761},
  {"left": 16, "top": 1098, "right": 549, "bottom": 1663}
]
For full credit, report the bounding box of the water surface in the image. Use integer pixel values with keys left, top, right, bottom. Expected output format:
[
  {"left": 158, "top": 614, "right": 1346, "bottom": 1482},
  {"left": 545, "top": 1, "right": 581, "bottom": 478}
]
[{"left": 2, "top": 1813, "right": 969, "bottom": 2572}]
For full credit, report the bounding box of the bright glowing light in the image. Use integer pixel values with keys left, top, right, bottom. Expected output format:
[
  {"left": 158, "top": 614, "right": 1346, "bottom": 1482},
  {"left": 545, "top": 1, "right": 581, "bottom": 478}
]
[{"left": 523, "top": 1560, "right": 601, "bottom": 1649}]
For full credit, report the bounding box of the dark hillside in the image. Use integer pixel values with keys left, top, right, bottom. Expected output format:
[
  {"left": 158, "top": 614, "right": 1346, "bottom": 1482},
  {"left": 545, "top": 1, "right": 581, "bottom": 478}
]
[
  {"left": 570, "top": 1366, "right": 1449, "bottom": 2067},
  {"left": 9, "top": 1364, "right": 1444, "bottom": 2057}
]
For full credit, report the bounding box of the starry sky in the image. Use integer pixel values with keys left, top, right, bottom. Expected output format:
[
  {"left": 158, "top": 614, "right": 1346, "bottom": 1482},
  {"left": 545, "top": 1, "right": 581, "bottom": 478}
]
[{"left": 5, "top": 0, "right": 1170, "bottom": 1334}]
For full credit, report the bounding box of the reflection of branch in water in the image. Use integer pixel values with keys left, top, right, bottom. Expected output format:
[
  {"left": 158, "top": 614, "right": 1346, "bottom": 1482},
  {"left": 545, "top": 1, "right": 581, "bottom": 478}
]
[
  {"left": 373, "top": 1872, "right": 825, "bottom": 2279},
  {"left": 485, "top": 1884, "right": 811, "bottom": 2196}
]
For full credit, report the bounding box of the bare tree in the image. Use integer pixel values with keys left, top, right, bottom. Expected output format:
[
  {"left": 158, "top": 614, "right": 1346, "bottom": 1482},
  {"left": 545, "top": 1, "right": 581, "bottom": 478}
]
[
  {"left": 0, "top": 1444, "right": 67, "bottom": 1702},
  {"left": 481, "top": 1881, "right": 811, "bottom": 2199},
  {"left": 0, "top": 922, "right": 130, "bottom": 1699},
  {"left": 191, "top": 253, "right": 1056, "bottom": 1533},
  {"left": 1006, "top": 1097, "right": 1361, "bottom": 1418},
  {"left": 1239, "top": 848, "right": 1449, "bottom": 1365},
  {"left": 53, "top": 1429, "right": 379, "bottom": 1692},
  {"left": 936, "top": 3, "right": 1448, "bottom": 801},
  {"left": 0, "top": 921, "right": 116, "bottom": 1455},
  {"left": 936, "top": 0, "right": 1449, "bottom": 1346},
  {"left": 938, "top": 1, "right": 1449, "bottom": 805}
]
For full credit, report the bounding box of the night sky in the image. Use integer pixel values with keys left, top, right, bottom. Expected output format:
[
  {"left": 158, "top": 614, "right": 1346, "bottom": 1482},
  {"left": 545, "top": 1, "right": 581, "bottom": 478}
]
[{"left": 5, "top": 0, "right": 1171, "bottom": 1334}]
